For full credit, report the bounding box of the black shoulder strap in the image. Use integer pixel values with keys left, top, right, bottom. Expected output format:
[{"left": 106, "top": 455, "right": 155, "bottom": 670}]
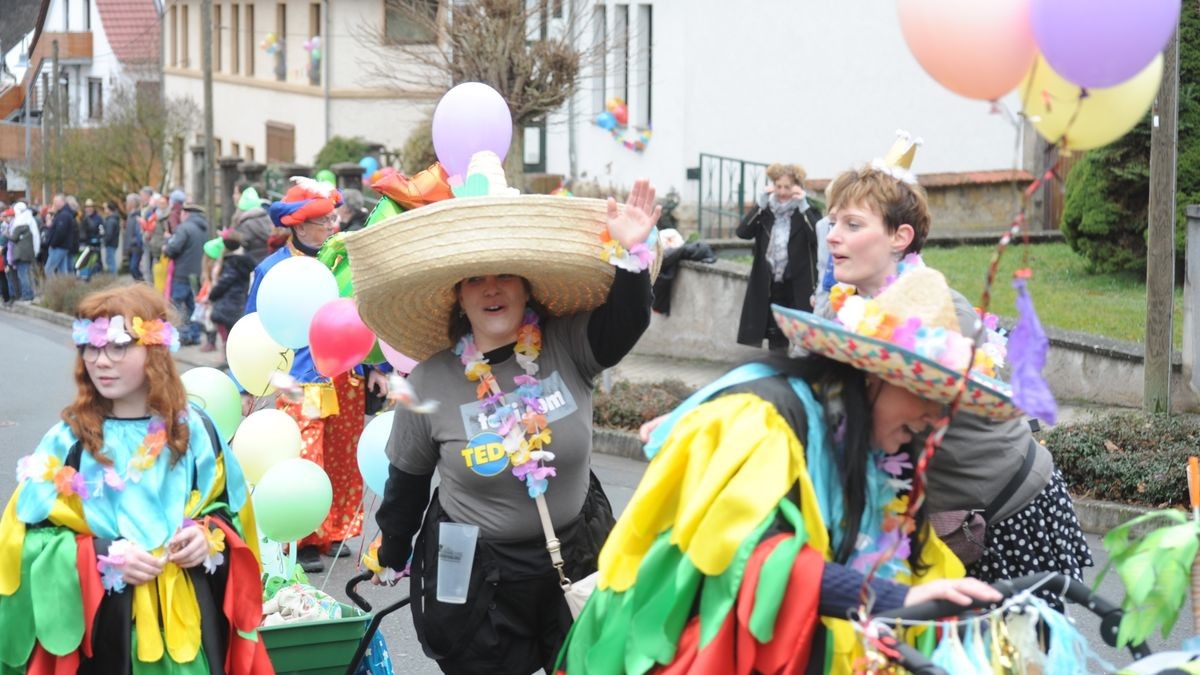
[{"left": 983, "top": 437, "right": 1039, "bottom": 523}]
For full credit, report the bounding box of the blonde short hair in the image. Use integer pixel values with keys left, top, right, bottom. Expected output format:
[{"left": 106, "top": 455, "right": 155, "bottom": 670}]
[
  {"left": 765, "top": 163, "right": 807, "bottom": 189},
  {"left": 826, "top": 167, "right": 931, "bottom": 254}
]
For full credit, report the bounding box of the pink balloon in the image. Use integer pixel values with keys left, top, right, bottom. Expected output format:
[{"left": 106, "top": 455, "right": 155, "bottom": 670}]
[
  {"left": 309, "top": 299, "right": 376, "bottom": 378},
  {"left": 380, "top": 341, "right": 419, "bottom": 375},
  {"left": 897, "top": 0, "right": 1038, "bottom": 101}
]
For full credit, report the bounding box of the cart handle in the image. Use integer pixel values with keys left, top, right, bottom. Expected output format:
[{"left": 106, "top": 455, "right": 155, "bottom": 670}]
[
  {"left": 342, "top": 570, "right": 412, "bottom": 675},
  {"left": 871, "top": 572, "right": 1150, "bottom": 674}
]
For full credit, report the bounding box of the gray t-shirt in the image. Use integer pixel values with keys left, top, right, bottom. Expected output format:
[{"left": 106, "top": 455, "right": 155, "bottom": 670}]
[{"left": 387, "top": 311, "right": 603, "bottom": 541}]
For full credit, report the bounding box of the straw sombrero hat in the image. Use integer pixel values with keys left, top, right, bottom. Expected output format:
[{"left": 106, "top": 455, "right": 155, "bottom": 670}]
[
  {"left": 772, "top": 267, "right": 1019, "bottom": 420},
  {"left": 345, "top": 194, "right": 660, "bottom": 361}
]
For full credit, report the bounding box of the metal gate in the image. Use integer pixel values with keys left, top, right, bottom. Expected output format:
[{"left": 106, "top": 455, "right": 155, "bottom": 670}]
[{"left": 697, "top": 153, "right": 770, "bottom": 238}]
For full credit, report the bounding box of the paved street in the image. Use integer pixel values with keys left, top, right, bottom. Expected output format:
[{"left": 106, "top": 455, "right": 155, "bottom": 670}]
[{"left": 0, "top": 307, "right": 1192, "bottom": 672}]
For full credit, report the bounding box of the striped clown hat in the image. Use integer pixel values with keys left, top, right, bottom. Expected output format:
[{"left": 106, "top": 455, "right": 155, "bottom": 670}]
[{"left": 268, "top": 177, "right": 344, "bottom": 228}]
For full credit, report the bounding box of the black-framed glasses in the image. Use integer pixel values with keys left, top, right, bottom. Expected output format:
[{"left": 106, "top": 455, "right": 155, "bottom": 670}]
[{"left": 79, "top": 341, "right": 131, "bottom": 363}]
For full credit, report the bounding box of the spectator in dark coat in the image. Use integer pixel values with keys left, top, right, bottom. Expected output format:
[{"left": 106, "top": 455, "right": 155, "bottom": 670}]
[
  {"left": 208, "top": 231, "right": 255, "bottom": 346},
  {"left": 231, "top": 183, "right": 273, "bottom": 263},
  {"left": 102, "top": 200, "right": 122, "bottom": 274},
  {"left": 79, "top": 199, "right": 104, "bottom": 280},
  {"left": 338, "top": 189, "right": 368, "bottom": 232},
  {"left": 45, "top": 195, "right": 75, "bottom": 276},
  {"left": 123, "top": 193, "right": 144, "bottom": 281},
  {"left": 8, "top": 203, "right": 37, "bottom": 300},
  {"left": 163, "top": 204, "right": 209, "bottom": 345}
]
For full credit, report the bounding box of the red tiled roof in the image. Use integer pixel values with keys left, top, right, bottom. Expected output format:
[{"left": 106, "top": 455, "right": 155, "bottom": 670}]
[{"left": 95, "top": 0, "right": 159, "bottom": 65}]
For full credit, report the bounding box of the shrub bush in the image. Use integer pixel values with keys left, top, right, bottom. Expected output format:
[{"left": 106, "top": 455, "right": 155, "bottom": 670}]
[
  {"left": 1044, "top": 411, "right": 1200, "bottom": 507},
  {"left": 313, "top": 136, "right": 372, "bottom": 172},
  {"left": 1059, "top": 2, "right": 1199, "bottom": 273},
  {"left": 39, "top": 273, "right": 122, "bottom": 314},
  {"left": 401, "top": 118, "right": 437, "bottom": 175},
  {"left": 593, "top": 379, "right": 694, "bottom": 431}
]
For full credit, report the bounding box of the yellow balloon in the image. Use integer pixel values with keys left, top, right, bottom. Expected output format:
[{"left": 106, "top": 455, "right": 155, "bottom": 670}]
[
  {"left": 226, "top": 312, "right": 295, "bottom": 397},
  {"left": 231, "top": 408, "right": 302, "bottom": 484},
  {"left": 1021, "top": 53, "right": 1162, "bottom": 152}
]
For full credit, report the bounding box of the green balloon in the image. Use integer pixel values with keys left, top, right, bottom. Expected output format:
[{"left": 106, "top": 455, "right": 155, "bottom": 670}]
[
  {"left": 365, "top": 196, "right": 403, "bottom": 227},
  {"left": 181, "top": 367, "right": 242, "bottom": 441},
  {"left": 203, "top": 237, "right": 225, "bottom": 260},
  {"left": 237, "top": 187, "right": 262, "bottom": 211},
  {"left": 253, "top": 459, "right": 332, "bottom": 542},
  {"left": 315, "top": 169, "right": 336, "bottom": 186},
  {"left": 363, "top": 340, "right": 386, "bottom": 365}
]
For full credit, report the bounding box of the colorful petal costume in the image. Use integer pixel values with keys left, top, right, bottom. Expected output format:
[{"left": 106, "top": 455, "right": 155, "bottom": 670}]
[
  {"left": 0, "top": 408, "right": 271, "bottom": 674},
  {"left": 556, "top": 366, "right": 963, "bottom": 675}
]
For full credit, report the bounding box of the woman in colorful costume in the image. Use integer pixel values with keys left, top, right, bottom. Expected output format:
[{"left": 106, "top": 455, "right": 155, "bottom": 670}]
[
  {"left": 818, "top": 132, "right": 1091, "bottom": 598},
  {"left": 241, "top": 177, "right": 389, "bottom": 573},
  {"left": 0, "top": 284, "right": 270, "bottom": 674},
  {"left": 347, "top": 167, "right": 662, "bottom": 674},
  {"left": 557, "top": 266, "right": 1008, "bottom": 674}
]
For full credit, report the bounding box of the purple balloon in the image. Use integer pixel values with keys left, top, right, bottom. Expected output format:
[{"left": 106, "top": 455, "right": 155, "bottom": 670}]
[
  {"left": 1030, "top": 0, "right": 1180, "bottom": 88},
  {"left": 431, "top": 83, "right": 513, "bottom": 178}
]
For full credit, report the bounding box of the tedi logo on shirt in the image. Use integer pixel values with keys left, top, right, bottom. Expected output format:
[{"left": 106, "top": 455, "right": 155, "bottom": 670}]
[
  {"left": 459, "top": 370, "right": 578, "bottom": 438},
  {"left": 460, "top": 432, "right": 509, "bottom": 476}
]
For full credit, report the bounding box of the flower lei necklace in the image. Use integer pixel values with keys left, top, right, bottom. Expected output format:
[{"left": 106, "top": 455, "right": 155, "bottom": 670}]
[{"left": 455, "top": 309, "right": 556, "bottom": 498}]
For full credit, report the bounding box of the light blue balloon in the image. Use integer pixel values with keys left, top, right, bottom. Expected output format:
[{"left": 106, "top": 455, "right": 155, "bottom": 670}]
[
  {"left": 257, "top": 256, "right": 340, "bottom": 349},
  {"left": 357, "top": 411, "right": 394, "bottom": 496},
  {"left": 595, "top": 111, "right": 617, "bottom": 131},
  {"left": 358, "top": 156, "right": 380, "bottom": 176}
]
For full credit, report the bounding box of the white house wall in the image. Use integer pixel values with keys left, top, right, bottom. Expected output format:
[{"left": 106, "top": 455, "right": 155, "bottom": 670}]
[
  {"left": 545, "top": 0, "right": 1025, "bottom": 194},
  {"left": 164, "top": 0, "right": 437, "bottom": 183}
]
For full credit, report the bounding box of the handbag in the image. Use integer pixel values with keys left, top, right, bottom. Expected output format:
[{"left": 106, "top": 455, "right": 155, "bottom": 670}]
[{"left": 535, "top": 493, "right": 598, "bottom": 619}]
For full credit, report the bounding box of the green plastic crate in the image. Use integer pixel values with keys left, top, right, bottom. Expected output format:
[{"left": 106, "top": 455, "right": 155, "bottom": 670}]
[{"left": 260, "top": 603, "right": 371, "bottom": 675}]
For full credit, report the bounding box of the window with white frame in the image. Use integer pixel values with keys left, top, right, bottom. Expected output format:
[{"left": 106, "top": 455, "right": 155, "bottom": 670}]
[
  {"left": 614, "top": 4, "right": 629, "bottom": 107},
  {"left": 87, "top": 77, "right": 102, "bottom": 119},
  {"left": 635, "top": 4, "right": 651, "bottom": 126}
]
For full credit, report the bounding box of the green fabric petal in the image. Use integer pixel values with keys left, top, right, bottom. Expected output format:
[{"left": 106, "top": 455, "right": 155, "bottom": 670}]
[
  {"left": 626, "top": 535, "right": 702, "bottom": 674},
  {"left": 697, "top": 508, "right": 776, "bottom": 647},
  {"left": 364, "top": 196, "right": 403, "bottom": 227},
  {"left": 29, "top": 528, "right": 83, "bottom": 655},
  {"left": 749, "top": 499, "right": 809, "bottom": 642},
  {"left": 586, "top": 589, "right": 637, "bottom": 675},
  {"left": 564, "top": 588, "right": 614, "bottom": 675},
  {"left": 132, "top": 630, "right": 211, "bottom": 675},
  {"left": 0, "top": 532, "right": 37, "bottom": 668}
]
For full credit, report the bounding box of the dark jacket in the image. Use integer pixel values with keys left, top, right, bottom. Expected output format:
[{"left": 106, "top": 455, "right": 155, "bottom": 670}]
[
  {"left": 47, "top": 206, "right": 76, "bottom": 249},
  {"left": 163, "top": 211, "right": 209, "bottom": 280},
  {"left": 103, "top": 213, "right": 121, "bottom": 248},
  {"left": 8, "top": 220, "right": 35, "bottom": 263},
  {"left": 124, "top": 211, "right": 143, "bottom": 252},
  {"left": 82, "top": 212, "right": 103, "bottom": 247},
  {"left": 735, "top": 200, "right": 822, "bottom": 346},
  {"left": 342, "top": 210, "right": 368, "bottom": 232},
  {"left": 208, "top": 252, "right": 255, "bottom": 327}
]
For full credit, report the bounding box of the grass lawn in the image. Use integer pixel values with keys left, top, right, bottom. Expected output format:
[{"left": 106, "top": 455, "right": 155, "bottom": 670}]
[
  {"left": 922, "top": 242, "right": 1181, "bottom": 349},
  {"left": 731, "top": 242, "right": 1181, "bottom": 347}
]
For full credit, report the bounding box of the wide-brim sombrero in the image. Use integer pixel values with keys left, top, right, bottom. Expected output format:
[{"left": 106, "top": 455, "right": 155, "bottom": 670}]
[
  {"left": 345, "top": 195, "right": 660, "bottom": 361},
  {"left": 771, "top": 266, "right": 1020, "bottom": 421}
]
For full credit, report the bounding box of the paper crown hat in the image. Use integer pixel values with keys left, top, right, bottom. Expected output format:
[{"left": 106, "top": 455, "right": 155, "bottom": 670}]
[{"left": 870, "top": 130, "right": 923, "bottom": 184}]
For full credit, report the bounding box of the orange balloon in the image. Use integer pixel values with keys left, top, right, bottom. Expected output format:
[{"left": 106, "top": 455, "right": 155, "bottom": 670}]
[{"left": 897, "top": 0, "right": 1038, "bottom": 101}]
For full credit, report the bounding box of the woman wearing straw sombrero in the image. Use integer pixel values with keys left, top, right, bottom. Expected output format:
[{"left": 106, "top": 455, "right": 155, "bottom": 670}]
[
  {"left": 347, "top": 152, "right": 662, "bottom": 674},
  {"left": 555, "top": 266, "right": 1008, "bottom": 673},
  {"left": 818, "top": 132, "right": 1091, "bottom": 607}
]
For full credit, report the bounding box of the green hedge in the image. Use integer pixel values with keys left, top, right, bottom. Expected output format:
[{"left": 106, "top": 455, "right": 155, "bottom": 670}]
[
  {"left": 1045, "top": 412, "right": 1200, "bottom": 507},
  {"left": 593, "top": 380, "right": 693, "bottom": 431},
  {"left": 1060, "top": 2, "right": 1199, "bottom": 273}
]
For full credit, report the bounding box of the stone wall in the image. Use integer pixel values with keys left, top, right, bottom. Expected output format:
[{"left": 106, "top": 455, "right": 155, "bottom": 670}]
[{"left": 636, "top": 261, "right": 1200, "bottom": 412}]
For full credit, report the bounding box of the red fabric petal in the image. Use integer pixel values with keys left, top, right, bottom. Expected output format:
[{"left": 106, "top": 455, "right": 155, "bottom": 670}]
[
  {"left": 27, "top": 644, "right": 79, "bottom": 675},
  {"left": 755, "top": 545, "right": 823, "bottom": 674},
  {"left": 735, "top": 533, "right": 789, "bottom": 675},
  {"left": 75, "top": 535, "right": 103, "bottom": 659},
  {"left": 210, "top": 518, "right": 274, "bottom": 675}
]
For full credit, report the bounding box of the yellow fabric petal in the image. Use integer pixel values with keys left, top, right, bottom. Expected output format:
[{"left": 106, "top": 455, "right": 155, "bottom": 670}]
[
  {"left": 47, "top": 494, "right": 91, "bottom": 534},
  {"left": 598, "top": 395, "right": 810, "bottom": 590},
  {"left": 134, "top": 580, "right": 164, "bottom": 663},
  {"left": 239, "top": 497, "right": 262, "bottom": 565},
  {"left": 0, "top": 489, "right": 27, "bottom": 597},
  {"left": 158, "top": 563, "right": 202, "bottom": 663}
]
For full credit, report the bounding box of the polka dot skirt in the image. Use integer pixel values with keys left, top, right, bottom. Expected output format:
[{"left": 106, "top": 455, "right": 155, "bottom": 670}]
[{"left": 965, "top": 470, "right": 1094, "bottom": 610}]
